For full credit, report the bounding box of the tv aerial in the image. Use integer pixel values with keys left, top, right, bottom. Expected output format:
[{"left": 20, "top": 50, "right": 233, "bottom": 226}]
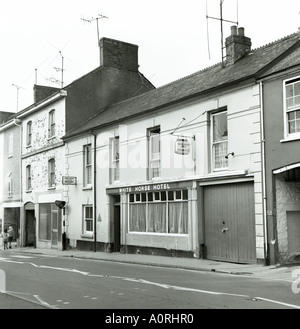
[
  {"left": 206, "top": 0, "right": 239, "bottom": 67},
  {"left": 81, "top": 13, "right": 109, "bottom": 64}
]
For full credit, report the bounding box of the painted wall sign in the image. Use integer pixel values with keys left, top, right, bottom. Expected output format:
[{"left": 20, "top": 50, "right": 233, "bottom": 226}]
[{"left": 62, "top": 176, "right": 77, "bottom": 185}]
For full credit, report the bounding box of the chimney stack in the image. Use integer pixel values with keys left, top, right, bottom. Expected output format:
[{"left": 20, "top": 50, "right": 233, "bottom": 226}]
[
  {"left": 100, "top": 38, "right": 139, "bottom": 71},
  {"left": 225, "top": 26, "right": 251, "bottom": 65}
]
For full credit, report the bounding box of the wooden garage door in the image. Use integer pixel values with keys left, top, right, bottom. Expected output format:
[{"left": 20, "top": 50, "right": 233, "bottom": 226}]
[{"left": 204, "top": 182, "right": 256, "bottom": 263}]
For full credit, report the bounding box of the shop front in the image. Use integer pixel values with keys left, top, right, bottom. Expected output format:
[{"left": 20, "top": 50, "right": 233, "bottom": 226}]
[{"left": 107, "top": 180, "right": 199, "bottom": 258}]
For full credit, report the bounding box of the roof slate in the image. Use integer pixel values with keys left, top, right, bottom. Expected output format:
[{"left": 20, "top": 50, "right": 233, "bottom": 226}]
[{"left": 64, "top": 32, "right": 300, "bottom": 139}]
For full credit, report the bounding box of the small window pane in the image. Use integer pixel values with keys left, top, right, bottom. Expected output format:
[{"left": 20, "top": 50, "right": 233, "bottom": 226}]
[
  {"left": 168, "top": 191, "right": 174, "bottom": 201},
  {"left": 176, "top": 190, "right": 182, "bottom": 200},
  {"left": 148, "top": 192, "right": 153, "bottom": 202},
  {"left": 141, "top": 193, "right": 146, "bottom": 202},
  {"left": 161, "top": 191, "right": 166, "bottom": 201},
  {"left": 129, "top": 194, "right": 134, "bottom": 203},
  {"left": 154, "top": 192, "right": 160, "bottom": 200},
  {"left": 183, "top": 190, "right": 188, "bottom": 200},
  {"left": 136, "top": 194, "right": 141, "bottom": 202}
]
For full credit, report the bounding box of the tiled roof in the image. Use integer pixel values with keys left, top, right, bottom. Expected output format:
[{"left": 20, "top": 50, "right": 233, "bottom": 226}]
[{"left": 63, "top": 32, "right": 300, "bottom": 139}]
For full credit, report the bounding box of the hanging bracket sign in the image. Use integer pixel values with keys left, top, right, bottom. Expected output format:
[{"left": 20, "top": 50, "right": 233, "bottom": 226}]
[{"left": 174, "top": 137, "right": 190, "bottom": 155}]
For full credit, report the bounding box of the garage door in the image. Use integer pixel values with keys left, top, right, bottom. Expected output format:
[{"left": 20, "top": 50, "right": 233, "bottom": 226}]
[{"left": 204, "top": 181, "right": 256, "bottom": 263}]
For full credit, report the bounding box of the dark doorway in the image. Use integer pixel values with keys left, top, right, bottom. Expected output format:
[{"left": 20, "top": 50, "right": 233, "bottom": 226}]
[
  {"left": 113, "top": 195, "right": 121, "bottom": 252},
  {"left": 25, "top": 210, "right": 36, "bottom": 247}
]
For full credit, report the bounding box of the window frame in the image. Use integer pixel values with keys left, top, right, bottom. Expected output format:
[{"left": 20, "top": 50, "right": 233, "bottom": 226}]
[
  {"left": 83, "top": 144, "right": 92, "bottom": 188},
  {"left": 83, "top": 205, "right": 94, "bottom": 235},
  {"left": 8, "top": 173, "right": 13, "bottom": 198},
  {"left": 283, "top": 76, "right": 300, "bottom": 139},
  {"left": 128, "top": 189, "right": 189, "bottom": 235},
  {"left": 211, "top": 110, "right": 228, "bottom": 171},
  {"left": 26, "top": 165, "right": 32, "bottom": 191},
  {"left": 26, "top": 121, "right": 32, "bottom": 146},
  {"left": 147, "top": 126, "right": 161, "bottom": 180},
  {"left": 110, "top": 136, "right": 120, "bottom": 183},
  {"left": 48, "top": 158, "right": 56, "bottom": 188},
  {"left": 48, "top": 109, "right": 56, "bottom": 139}
]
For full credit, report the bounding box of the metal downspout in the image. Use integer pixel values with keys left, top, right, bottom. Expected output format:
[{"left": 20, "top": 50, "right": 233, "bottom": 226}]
[
  {"left": 91, "top": 131, "right": 97, "bottom": 252},
  {"left": 259, "top": 81, "right": 268, "bottom": 264}
]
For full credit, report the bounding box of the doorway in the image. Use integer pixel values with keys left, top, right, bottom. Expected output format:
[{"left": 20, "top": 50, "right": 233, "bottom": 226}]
[
  {"left": 204, "top": 181, "right": 256, "bottom": 263},
  {"left": 112, "top": 195, "right": 121, "bottom": 252},
  {"left": 25, "top": 210, "right": 35, "bottom": 247}
]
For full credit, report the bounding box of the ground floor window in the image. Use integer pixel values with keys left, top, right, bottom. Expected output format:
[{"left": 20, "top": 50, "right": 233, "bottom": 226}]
[
  {"left": 129, "top": 190, "right": 188, "bottom": 234},
  {"left": 83, "top": 205, "right": 93, "bottom": 234}
]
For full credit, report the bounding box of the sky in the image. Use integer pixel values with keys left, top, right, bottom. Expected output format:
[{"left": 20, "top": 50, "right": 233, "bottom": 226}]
[{"left": 1, "top": 0, "right": 300, "bottom": 113}]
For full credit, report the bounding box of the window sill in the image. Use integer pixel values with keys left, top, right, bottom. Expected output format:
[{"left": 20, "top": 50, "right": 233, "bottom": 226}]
[
  {"left": 82, "top": 186, "right": 92, "bottom": 191},
  {"left": 26, "top": 190, "right": 32, "bottom": 193},
  {"left": 80, "top": 233, "right": 94, "bottom": 239},
  {"left": 280, "top": 135, "right": 300, "bottom": 143},
  {"left": 48, "top": 187, "right": 56, "bottom": 190}
]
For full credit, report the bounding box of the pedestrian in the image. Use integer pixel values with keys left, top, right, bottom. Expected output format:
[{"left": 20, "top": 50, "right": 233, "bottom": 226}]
[
  {"left": 7, "top": 226, "right": 14, "bottom": 249},
  {"left": 1, "top": 229, "right": 8, "bottom": 250}
]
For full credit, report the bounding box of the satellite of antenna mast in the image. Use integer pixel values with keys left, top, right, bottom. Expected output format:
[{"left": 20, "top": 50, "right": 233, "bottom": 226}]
[
  {"left": 81, "top": 13, "right": 109, "bottom": 64},
  {"left": 206, "top": 0, "right": 239, "bottom": 67},
  {"left": 12, "top": 84, "right": 25, "bottom": 112}
]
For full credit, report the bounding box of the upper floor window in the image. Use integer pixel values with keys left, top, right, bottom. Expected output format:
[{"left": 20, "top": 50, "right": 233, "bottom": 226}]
[
  {"left": 48, "top": 158, "right": 56, "bottom": 188},
  {"left": 110, "top": 137, "right": 120, "bottom": 183},
  {"left": 285, "top": 78, "right": 300, "bottom": 136},
  {"left": 211, "top": 111, "right": 228, "bottom": 171},
  {"left": 148, "top": 127, "right": 161, "bottom": 180},
  {"left": 83, "top": 144, "right": 92, "bottom": 187},
  {"left": 8, "top": 173, "right": 13, "bottom": 198},
  {"left": 8, "top": 133, "right": 13, "bottom": 157},
  {"left": 26, "top": 121, "right": 32, "bottom": 146},
  {"left": 48, "top": 110, "right": 56, "bottom": 138},
  {"left": 26, "top": 165, "right": 32, "bottom": 191}
]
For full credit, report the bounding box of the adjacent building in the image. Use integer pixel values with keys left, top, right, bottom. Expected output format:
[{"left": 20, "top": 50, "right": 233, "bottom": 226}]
[
  {"left": 0, "top": 111, "right": 21, "bottom": 242},
  {"left": 1, "top": 38, "right": 154, "bottom": 249},
  {"left": 258, "top": 32, "right": 300, "bottom": 264}
]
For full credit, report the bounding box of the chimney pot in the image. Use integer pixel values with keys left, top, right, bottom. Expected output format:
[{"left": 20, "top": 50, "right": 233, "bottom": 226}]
[
  {"left": 238, "top": 27, "right": 245, "bottom": 36},
  {"left": 231, "top": 25, "right": 238, "bottom": 35}
]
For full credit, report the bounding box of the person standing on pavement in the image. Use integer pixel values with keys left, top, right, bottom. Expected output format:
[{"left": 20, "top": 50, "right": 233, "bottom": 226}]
[
  {"left": 1, "top": 229, "right": 8, "bottom": 250},
  {"left": 7, "top": 226, "right": 14, "bottom": 249}
]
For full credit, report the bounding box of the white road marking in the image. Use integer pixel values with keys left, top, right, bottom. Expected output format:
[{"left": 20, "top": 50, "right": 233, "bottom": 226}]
[
  {"left": 254, "top": 297, "right": 300, "bottom": 309},
  {"left": 10, "top": 255, "right": 35, "bottom": 259}
]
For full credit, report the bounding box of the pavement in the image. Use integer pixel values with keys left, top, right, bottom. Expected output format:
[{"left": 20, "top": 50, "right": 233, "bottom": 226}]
[{"left": 1, "top": 245, "right": 300, "bottom": 309}]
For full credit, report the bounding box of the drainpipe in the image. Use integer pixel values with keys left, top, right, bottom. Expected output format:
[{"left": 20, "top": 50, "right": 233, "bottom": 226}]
[
  {"left": 91, "top": 131, "right": 97, "bottom": 252},
  {"left": 259, "top": 81, "right": 268, "bottom": 264},
  {"left": 13, "top": 118, "right": 23, "bottom": 247}
]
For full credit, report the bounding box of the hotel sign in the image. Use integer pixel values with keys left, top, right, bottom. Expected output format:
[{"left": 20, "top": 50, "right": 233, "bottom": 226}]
[
  {"left": 119, "top": 183, "right": 173, "bottom": 194},
  {"left": 175, "top": 137, "right": 190, "bottom": 155}
]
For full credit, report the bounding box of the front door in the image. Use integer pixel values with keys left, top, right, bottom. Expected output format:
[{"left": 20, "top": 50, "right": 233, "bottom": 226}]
[
  {"left": 114, "top": 204, "right": 121, "bottom": 252},
  {"left": 51, "top": 205, "right": 62, "bottom": 248}
]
